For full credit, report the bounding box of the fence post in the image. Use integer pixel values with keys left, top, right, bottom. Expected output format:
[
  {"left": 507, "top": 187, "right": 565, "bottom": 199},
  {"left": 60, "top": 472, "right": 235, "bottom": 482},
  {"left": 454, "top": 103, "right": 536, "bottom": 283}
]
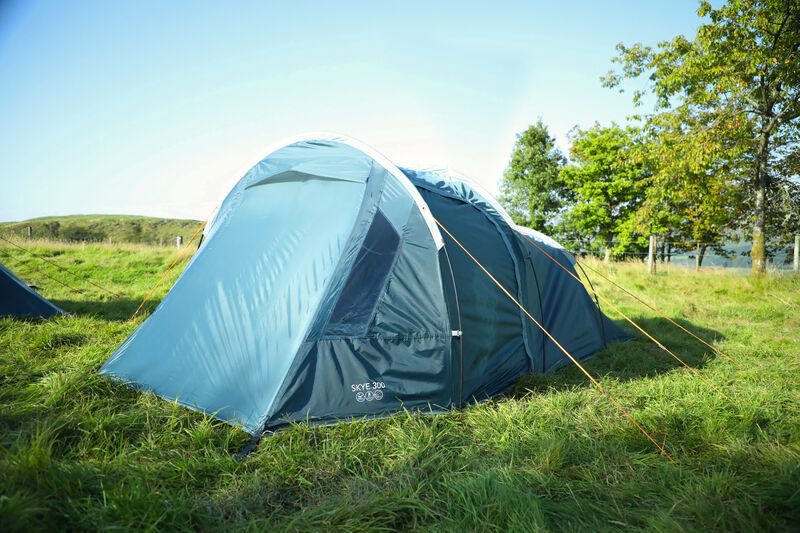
[
  {"left": 27, "top": 226, "right": 32, "bottom": 240},
  {"left": 696, "top": 243, "right": 701, "bottom": 271},
  {"left": 176, "top": 236, "right": 183, "bottom": 249},
  {"left": 648, "top": 235, "right": 656, "bottom": 275},
  {"left": 794, "top": 235, "right": 799, "bottom": 273},
  {"left": 604, "top": 247, "right": 611, "bottom": 263}
]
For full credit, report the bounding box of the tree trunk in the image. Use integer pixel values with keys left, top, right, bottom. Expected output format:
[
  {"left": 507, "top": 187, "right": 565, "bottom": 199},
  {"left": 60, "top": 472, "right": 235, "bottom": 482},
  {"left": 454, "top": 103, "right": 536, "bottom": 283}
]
[
  {"left": 648, "top": 235, "right": 657, "bottom": 275},
  {"left": 696, "top": 243, "right": 707, "bottom": 271},
  {"left": 751, "top": 127, "right": 771, "bottom": 275}
]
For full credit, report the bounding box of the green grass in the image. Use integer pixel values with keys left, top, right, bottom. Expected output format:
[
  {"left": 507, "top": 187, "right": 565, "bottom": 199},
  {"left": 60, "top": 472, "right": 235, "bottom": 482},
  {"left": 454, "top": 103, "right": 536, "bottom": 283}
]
[
  {"left": 1, "top": 242, "right": 798, "bottom": 531},
  {"left": 1, "top": 214, "right": 204, "bottom": 246}
]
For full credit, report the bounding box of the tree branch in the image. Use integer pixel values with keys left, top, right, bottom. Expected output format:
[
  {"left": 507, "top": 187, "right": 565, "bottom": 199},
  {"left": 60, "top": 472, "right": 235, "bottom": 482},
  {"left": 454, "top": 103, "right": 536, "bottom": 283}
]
[
  {"left": 773, "top": 90, "right": 800, "bottom": 123},
  {"left": 738, "top": 86, "right": 762, "bottom": 110},
  {"left": 770, "top": 1, "right": 793, "bottom": 51}
]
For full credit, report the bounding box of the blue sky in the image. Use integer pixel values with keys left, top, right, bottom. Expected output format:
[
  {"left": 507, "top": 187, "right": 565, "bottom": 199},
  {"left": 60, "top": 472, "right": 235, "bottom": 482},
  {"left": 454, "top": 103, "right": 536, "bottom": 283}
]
[{"left": 1, "top": 1, "right": 706, "bottom": 222}]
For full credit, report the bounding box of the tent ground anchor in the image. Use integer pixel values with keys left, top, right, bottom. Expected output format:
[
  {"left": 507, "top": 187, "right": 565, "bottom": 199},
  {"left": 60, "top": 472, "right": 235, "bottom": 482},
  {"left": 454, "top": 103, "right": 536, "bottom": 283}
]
[{"left": 234, "top": 429, "right": 272, "bottom": 460}]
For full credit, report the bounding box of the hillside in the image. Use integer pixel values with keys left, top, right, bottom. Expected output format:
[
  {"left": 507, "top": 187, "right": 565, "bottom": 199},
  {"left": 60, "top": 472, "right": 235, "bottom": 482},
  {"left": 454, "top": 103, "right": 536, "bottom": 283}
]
[{"left": 0, "top": 214, "right": 204, "bottom": 246}]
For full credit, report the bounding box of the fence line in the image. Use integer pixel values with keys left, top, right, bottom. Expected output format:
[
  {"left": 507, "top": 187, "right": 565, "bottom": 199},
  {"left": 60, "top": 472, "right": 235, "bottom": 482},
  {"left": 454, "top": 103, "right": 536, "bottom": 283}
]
[{"left": 557, "top": 235, "right": 798, "bottom": 271}]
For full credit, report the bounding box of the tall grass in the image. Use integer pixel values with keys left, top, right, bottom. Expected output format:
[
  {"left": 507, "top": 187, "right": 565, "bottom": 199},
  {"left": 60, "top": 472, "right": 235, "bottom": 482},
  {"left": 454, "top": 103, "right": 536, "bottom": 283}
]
[{"left": 0, "top": 244, "right": 798, "bottom": 531}]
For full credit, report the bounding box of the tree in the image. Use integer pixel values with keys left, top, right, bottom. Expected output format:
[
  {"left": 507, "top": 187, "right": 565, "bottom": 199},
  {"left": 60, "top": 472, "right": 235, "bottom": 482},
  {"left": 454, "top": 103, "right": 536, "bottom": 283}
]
[
  {"left": 604, "top": 0, "right": 800, "bottom": 274},
  {"left": 499, "top": 120, "right": 568, "bottom": 232},
  {"left": 41, "top": 222, "right": 60, "bottom": 239},
  {"left": 630, "top": 108, "right": 749, "bottom": 268},
  {"left": 61, "top": 225, "right": 107, "bottom": 242},
  {"left": 559, "top": 124, "right": 650, "bottom": 256},
  {"left": 125, "top": 222, "right": 145, "bottom": 243}
]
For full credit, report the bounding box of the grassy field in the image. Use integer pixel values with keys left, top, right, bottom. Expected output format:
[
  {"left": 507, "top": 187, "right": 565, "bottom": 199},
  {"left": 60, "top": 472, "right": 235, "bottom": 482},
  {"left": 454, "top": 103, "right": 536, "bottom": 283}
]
[
  {"left": 0, "top": 215, "right": 204, "bottom": 246},
  {"left": 1, "top": 241, "right": 798, "bottom": 531}
]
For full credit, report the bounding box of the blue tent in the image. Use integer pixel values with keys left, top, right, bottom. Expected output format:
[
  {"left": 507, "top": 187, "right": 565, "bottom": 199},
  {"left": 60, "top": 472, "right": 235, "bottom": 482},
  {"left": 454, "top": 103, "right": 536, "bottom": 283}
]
[
  {"left": 0, "top": 262, "right": 64, "bottom": 318},
  {"left": 100, "top": 135, "right": 630, "bottom": 435}
]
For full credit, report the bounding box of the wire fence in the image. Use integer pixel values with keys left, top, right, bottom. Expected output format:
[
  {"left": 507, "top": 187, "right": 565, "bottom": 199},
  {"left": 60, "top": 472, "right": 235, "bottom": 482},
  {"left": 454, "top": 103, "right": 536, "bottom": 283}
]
[{"left": 560, "top": 242, "right": 797, "bottom": 272}]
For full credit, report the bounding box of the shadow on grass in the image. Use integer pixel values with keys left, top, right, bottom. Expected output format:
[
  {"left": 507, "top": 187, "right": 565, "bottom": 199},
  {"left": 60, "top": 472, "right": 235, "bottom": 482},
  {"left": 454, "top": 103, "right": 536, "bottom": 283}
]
[
  {"left": 512, "top": 315, "right": 728, "bottom": 396},
  {"left": 46, "top": 301, "right": 728, "bottom": 391},
  {"left": 50, "top": 298, "right": 164, "bottom": 321}
]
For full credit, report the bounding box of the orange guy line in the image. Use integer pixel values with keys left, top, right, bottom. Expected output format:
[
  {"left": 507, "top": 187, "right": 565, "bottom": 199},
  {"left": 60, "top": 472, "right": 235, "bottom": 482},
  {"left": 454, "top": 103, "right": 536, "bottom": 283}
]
[
  {"left": 569, "top": 253, "right": 742, "bottom": 368},
  {"left": 127, "top": 221, "right": 207, "bottom": 323},
  {"left": 435, "top": 218, "right": 675, "bottom": 464},
  {"left": 513, "top": 229, "right": 737, "bottom": 407}
]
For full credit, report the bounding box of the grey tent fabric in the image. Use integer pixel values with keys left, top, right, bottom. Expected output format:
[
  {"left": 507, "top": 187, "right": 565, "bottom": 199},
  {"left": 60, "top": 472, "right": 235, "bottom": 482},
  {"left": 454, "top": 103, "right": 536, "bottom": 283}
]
[
  {"left": 100, "top": 135, "right": 631, "bottom": 434},
  {"left": 0, "top": 262, "right": 64, "bottom": 318}
]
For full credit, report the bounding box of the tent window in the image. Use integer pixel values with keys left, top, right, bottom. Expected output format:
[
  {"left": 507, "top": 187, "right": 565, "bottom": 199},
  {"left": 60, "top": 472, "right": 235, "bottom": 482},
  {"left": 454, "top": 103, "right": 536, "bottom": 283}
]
[{"left": 324, "top": 210, "right": 400, "bottom": 337}]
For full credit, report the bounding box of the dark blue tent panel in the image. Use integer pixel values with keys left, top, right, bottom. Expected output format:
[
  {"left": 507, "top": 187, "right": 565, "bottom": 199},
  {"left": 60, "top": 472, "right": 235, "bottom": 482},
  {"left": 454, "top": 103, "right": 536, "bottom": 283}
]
[
  {"left": 100, "top": 135, "right": 630, "bottom": 434},
  {"left": 0, "top": 262, "right": 64, "bottom": 318},
  {"left": 514, "top": 225, "right": 631, "bottom": 372},
  {"left": 413, "top": 188, "right": 530, "bottom": 400},
  {"left": 404, "top": 167, "right": 631, "bottom": 381}
]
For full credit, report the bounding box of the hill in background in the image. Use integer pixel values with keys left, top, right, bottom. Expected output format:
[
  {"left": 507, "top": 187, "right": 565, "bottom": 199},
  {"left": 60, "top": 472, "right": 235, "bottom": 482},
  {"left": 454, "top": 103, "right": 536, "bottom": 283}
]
[{"left": 0, "top": 214, "right": 204, "bottom": 246}]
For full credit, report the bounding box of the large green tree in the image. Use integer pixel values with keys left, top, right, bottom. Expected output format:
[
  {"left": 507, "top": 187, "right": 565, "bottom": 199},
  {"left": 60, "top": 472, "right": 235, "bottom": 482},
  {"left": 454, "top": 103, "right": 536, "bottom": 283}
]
[
  {"left": 559, "top": 124, "right": 650, "bottom": 256},
  {"left": 629, "top": 107, "right": 749, "bottom": 267},
  {"left": 498, "top": 120, "right": 568, "bottom": 232},
  {"left": 604, "top": 0, "right": 800, "bottom": 273}
]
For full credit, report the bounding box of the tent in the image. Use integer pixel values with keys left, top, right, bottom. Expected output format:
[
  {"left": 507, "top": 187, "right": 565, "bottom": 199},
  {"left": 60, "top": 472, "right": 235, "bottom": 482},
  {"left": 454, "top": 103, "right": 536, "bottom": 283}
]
[
  {"left": 0, "top": 262, "right": 65, "bottom": 318},
  {"left": 100, "top": 135, "right": 630, "bottom": 435}
]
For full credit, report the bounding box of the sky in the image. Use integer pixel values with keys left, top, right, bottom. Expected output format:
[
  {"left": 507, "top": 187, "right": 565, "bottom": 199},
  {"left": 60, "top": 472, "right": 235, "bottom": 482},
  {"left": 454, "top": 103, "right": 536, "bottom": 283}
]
[{"left": 0, "top": 1, "right": 707, "bottom": 222}]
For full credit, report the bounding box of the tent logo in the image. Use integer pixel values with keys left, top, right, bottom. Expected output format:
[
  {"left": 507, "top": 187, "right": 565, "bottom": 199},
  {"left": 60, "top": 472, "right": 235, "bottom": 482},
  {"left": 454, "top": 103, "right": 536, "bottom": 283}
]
[
  {"left": 352, "top": 381, "right": 385, "bottom": 402},
  {"left": 356, "top": 390, "right": 384, "bottom": 402}
]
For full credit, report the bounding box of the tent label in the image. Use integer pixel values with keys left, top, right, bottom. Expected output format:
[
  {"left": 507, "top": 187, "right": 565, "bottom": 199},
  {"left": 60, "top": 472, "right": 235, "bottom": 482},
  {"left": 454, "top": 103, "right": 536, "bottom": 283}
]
[
  {"left": 351, "top": 381, "right": 386, "bottom": 392},
  {"left": 351, "top": 381, "right": 386, "bottom": 402}
]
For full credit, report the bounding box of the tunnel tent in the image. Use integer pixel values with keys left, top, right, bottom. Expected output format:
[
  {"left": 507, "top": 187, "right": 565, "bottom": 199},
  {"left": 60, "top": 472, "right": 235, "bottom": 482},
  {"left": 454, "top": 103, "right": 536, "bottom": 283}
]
[
  {"left": 515, "top": 224, "right": 577, "bottom": 265},
  {"left": 100, "top": 134, "right": 630, "bottom": 436},
  {"left": 0, "top": 262, "right": 65, "bottom": 318},
  {"left": 402, "top": 167, "right": 630, "bottom": 382}
]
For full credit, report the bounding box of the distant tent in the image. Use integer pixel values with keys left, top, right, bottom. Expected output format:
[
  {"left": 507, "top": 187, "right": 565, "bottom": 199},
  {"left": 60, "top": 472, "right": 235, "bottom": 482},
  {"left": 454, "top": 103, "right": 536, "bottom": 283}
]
[
  {"left": 101, "top": 134, "right": 630, "bottom": 435},
  {"left": 0, "top": 262, "right": 64, "bottom": 318}
]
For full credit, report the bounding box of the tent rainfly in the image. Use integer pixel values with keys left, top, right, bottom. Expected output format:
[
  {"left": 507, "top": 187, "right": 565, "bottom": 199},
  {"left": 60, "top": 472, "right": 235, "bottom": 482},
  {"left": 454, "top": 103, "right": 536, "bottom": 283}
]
[
  {"left": 0, "top": 262, "right": 65, "bottom": 318},
  {"left": 100, "top": 134, "right": 631, "bottom": 435}
]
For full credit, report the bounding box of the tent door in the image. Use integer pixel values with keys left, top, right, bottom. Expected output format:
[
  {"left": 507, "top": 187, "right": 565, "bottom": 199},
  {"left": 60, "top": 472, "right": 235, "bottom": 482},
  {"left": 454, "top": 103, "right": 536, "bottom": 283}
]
[{"left": 438, "top": 245, "right": 463, "bottom": 408}]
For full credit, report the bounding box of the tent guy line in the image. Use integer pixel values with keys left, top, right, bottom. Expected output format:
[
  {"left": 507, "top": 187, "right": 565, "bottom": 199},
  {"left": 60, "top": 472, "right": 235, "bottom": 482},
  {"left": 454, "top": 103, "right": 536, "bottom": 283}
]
[
  {"left": 127, "top": 220, "right": 207, "bottom": 322},
  {"left": 0, "top": 261, "right": 65, "bottom": 318},
  {"left": 568, "top": 255, "right": 744, "bottom": 369},
  {"left": 434, "top": 217, "right": 676, "bottom": 463},
  {"left": 0, "top": 250, "right": 85, "bottom": 295},
  {"left": 513, "top": 229, "right": 738, "bottom": 407},
  {"left": 0, "top": 234, "right": 121, "bottom": 297}
]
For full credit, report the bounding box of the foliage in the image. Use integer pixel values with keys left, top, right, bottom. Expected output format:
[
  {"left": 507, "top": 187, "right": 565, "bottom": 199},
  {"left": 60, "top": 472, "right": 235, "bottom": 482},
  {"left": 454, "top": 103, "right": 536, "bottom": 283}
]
[
  {"left": 498, "top": 120, "right": 568, "bottom": 232},
  {"left": 124, "top": 222, "right": 145, "bottom": 243},
  {"left": 603, "top": 0, "right": 800, "bottom": 273},
  {"left": 630, "top": 108, "right": 749, "bottom": 258},
  {"left": 498, "top": 122, "right": 652, "bottom": 257},
  {"left": 559, "top": 124, "right": 650, "bottom": 254},
  {"left": 1, "top": 241, "right": 798, "bottom": 531},
  {"left": 59, "top": 224, "right": 108, "bottom": 243},
  {"left": 40, "top": 222, "right": 60, "bottom": 239}
]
